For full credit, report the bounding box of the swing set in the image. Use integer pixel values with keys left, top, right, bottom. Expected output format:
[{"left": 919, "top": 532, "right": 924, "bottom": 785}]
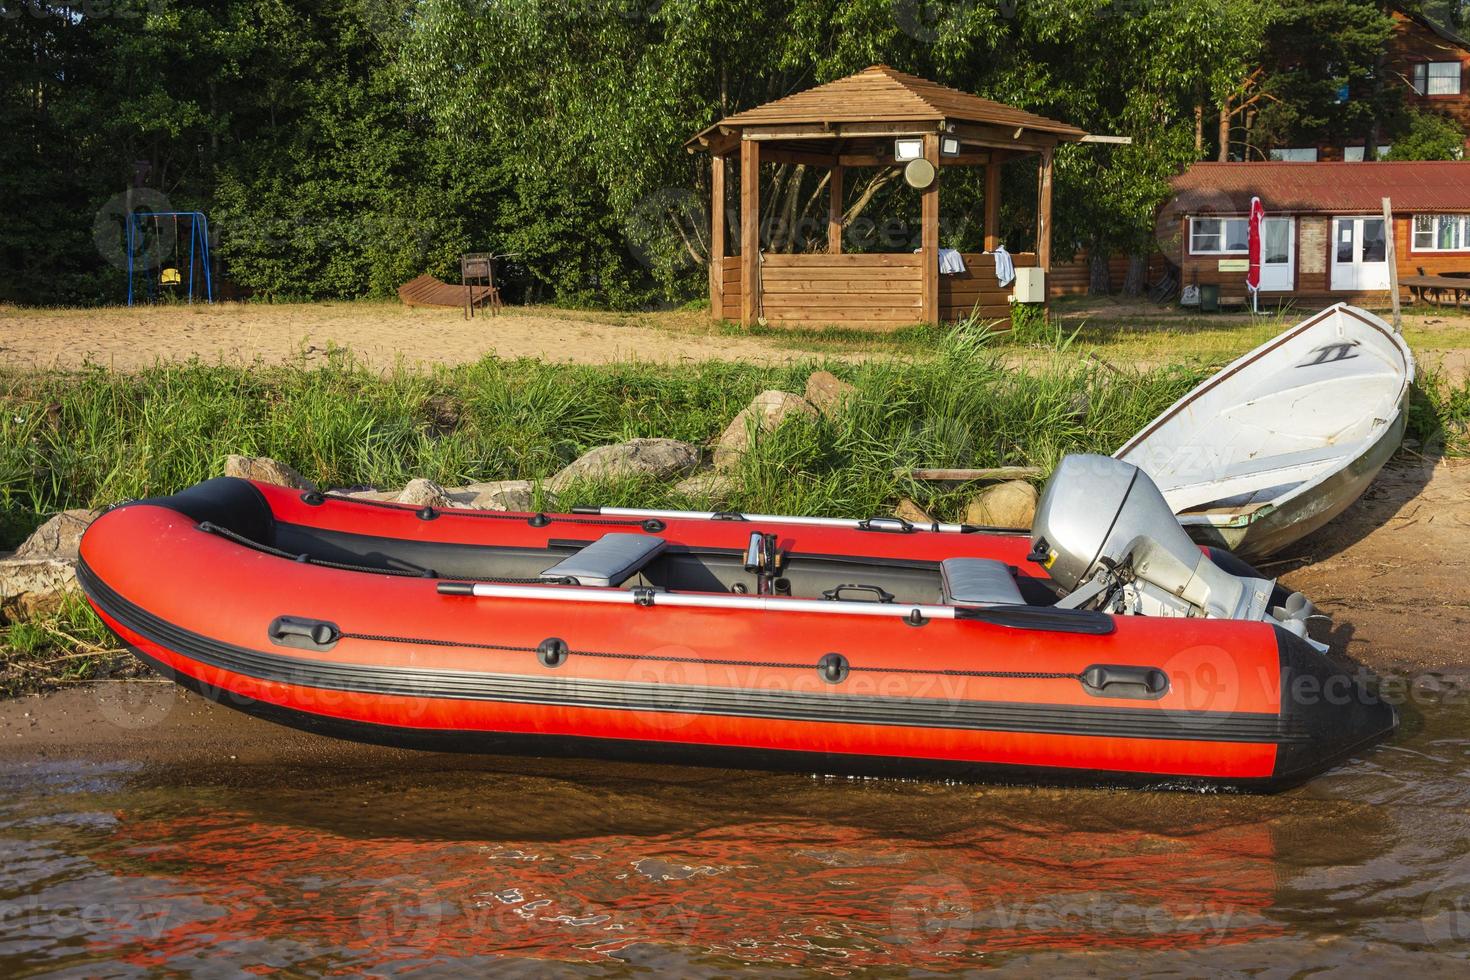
[{"left": 126, "top": 211, "right": 214, "bottom": 306}]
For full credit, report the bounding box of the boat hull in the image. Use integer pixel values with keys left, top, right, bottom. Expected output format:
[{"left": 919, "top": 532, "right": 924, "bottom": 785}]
[
  {"left": 77, "top": 478, "right": 1398, "bottom": 790},
  {"left": 1182, "top": 400, "right": 1408, "bottom": 560}
]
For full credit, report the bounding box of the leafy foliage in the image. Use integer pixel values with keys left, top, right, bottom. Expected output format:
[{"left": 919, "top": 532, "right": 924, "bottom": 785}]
[
  {"left": 1384, "top": 109, "right": 1468, "bottom": 160},
  {"left": 1, "top": 0, "right": 1452, "bottom": 308}
]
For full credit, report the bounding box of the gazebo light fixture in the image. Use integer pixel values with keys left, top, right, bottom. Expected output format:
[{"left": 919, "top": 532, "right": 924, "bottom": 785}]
[
  {"left": 939, "top": 135, "right": 961, "bottom": 157},
  {"left": 894, "top": 138, "right": 924, "bottom": 161}
]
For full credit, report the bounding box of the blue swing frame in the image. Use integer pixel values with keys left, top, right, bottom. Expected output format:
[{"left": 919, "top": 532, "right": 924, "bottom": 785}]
[{"left": 126, "top": 211, "right": 214, "bottom": 306}]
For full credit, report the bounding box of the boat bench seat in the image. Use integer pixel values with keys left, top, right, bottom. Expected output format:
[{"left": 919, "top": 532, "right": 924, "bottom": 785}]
[
  {"left": 939, "top": 558, "right": 1024, "bottom": 608},
  {"left": 540, "top": 533, "right": 666, "bottom": 588}
]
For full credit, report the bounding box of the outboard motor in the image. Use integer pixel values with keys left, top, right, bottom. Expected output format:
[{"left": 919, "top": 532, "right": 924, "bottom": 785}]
[{"left": 1031, "top": 455, "right": 1322, "bottom": 646}]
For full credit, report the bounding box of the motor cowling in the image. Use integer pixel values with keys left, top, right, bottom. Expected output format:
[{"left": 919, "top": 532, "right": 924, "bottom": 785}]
[{"left": 1031, "top": 455, "right": 1319, "bottom": 642}]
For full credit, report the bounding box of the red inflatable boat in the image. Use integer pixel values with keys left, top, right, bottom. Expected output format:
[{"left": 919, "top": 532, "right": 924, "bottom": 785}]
[{"left": 78, "top": 457, "right": 1395, "bottom": 790}]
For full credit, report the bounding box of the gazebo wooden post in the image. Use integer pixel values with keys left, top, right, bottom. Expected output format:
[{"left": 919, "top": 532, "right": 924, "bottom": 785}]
[
  {"left": 984, "top": 159, "right": 1002, "bottom": 252},
  {"left": 740, "top": 138, "right": 761, "bottom": 326},
  {"left": 709, "top": 153, "right": 726, "bottom": 317},
  {"left": 1036, "top": 146, "right": 1054, "bottom": 275},
  {"left": 921, "top": 133, "right": 941, "bottom": 325},
  {"left": 828, "top": 164, "right": 844, "bottom": 254}
]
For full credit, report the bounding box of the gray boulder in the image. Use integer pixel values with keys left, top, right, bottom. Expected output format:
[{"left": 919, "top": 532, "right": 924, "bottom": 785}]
[
  {"left": 0, "top": 558, "right": 78, "bottom": 622},
  {"left": 964, "top": 480, "right": 1038, "bottom": 529},
  {"left": 15, "top": 509, "right": 100, "bottom": 560},
  {"left": 549, "top": 439, "right": 701, "bottom": 492},
  {"left": 713, "top": 391, "right": 818, "bottom": 471},
  {"left": 672, "top": 471, "right": 736, "bottom": 504},
  {"left": 804, "top": 371, "right": 857, "bottom": 416},
  {"left": 224, "top": 454, "right": 316, "bottom": 491},
  {"left": 396, "top": 478, "right": 455, "bottom": 509},
  {"left": 448, "top": 480, "right": 537, "bottom": 512}
]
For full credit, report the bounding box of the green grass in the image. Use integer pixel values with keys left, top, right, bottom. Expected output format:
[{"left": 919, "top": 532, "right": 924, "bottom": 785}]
[
  {"left": 2, "top": 334, "right": 1466, "bottom": 695},
  {"left": 0, "top": 344, "right": 1201, "bottom": 538},
  {"left": 0, "top": 593, "right": 134, "bottom": 698}
]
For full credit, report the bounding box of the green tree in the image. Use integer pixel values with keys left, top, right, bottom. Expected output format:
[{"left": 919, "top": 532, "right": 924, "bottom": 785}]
[{"left": 1383, "top": 108, "right": 1467, "bottom": 158}]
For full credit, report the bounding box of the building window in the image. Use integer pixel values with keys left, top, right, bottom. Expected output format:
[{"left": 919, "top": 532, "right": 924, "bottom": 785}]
[
  {"left": 1343, "top": 145, "right": 1391, "bottom": 161},
  {"left": 1189, "top": 217, "right": 1250, "bottom": 254},
  {"left": 1413, "top": 214, "right": 1470, "bottom": 251},
  {"left": 1412, "top": 62, "right": 1463, "bottom": 96},
  {"left": 1269, "top": 147, "right": 1319, "bottom": 161}
]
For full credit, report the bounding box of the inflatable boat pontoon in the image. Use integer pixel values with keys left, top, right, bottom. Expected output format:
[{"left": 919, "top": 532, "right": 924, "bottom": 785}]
[{"left": 78, "top": 455, "right": 1395, "bottom": 790}]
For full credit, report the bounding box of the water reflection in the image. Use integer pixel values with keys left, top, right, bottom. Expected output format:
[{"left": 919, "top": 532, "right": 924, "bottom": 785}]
[{"left": 1, "top": 691, "right": 1468, "bottom": 974}]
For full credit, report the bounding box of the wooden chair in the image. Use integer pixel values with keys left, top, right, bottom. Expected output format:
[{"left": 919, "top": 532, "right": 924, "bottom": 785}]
[{"left": 459, "top": 253, "right": 502, "bottom": 319}]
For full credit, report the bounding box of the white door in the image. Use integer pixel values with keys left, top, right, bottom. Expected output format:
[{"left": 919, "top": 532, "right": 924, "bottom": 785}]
[
  {"left": 1330, "top": 216, "right": 1390, "bottom": 292},
  {"left": 1259, "top": 217, "right": 1294, "bottom": 292}
]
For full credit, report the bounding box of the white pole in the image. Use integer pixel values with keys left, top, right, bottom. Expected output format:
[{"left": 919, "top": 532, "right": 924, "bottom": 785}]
[
  {"left": 454, "top": 582, "right": 961, "bottom": 621},
  {"left": 1382, "top": 196, "right": 1402, "bottom": 332},
  {"left": 593, "top": 507, "right": 973, "bottom": 534}
]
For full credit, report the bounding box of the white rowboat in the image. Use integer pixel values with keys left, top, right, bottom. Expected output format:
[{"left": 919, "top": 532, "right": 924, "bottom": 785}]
[{"left": 1116, "top": 304, "right": 1415, "bottom": 560}]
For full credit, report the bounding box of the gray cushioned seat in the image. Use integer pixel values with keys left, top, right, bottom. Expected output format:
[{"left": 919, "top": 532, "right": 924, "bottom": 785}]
[
  {"left": 939, "top": 557, "right": 1024, "bottom": 607},
  {"left": 540, "top": 533, "right": 666, "bottom": 588}
]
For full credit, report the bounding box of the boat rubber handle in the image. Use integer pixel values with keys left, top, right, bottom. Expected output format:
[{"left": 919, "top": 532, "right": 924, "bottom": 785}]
[
  {"left": 268, "top": 616, "right": 341, "bottom": 651},
  {"left": 1080, "top": 664, "right": 1168, "bottom": 700},
  {"left": 822, "top": 584, "right": 896, "bottom": 604}
]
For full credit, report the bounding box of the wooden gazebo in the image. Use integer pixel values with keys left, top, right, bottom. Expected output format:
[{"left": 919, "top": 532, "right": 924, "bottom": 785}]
[{"left": 686, "top": 66, "right": 1090, "bottom": 329}]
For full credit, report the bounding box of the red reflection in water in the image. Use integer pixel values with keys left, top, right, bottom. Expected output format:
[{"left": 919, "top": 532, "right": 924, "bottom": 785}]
[{"left": 86, "top": 808, "right": 1283, "bottom": 972}]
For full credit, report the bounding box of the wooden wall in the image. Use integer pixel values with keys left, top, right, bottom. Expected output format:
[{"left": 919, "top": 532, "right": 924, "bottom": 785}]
[
  {"left": 1387, "top": 13, "right": 1470, "bottom": 149},
  {"left": 1049, "top": 251, "right": 1168, "bottom": 297},
  {"left": 759, "top": 253, "right": 923, "bottom": 329},
  {"left": 719, "top": 257, "right": 741, "bottom": 321},
  {"left": 1176, "top": 214, "right": 1470, "bottom": 304},
  {"left": 939, "top": 251, "right": 1037, "bottom": 322}
]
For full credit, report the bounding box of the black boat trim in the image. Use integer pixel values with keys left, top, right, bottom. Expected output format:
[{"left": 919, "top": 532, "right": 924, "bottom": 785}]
[{"left": 79, "top": 559, "right": 1306, "bottom": 745}]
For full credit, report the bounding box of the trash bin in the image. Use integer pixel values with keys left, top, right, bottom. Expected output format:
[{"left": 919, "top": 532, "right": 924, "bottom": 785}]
[{"left": 1198, "top": 283, "right": 1220, "bottom": 312}]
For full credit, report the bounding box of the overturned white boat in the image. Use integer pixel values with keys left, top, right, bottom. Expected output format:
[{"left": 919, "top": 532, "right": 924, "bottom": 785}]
[{"left": 1116, "top": 303, "right": 1414, "bottom": 560}]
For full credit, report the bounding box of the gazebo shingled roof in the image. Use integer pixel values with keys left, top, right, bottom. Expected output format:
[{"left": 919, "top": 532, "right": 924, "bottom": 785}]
[{"left": 688, "top": 65, "right": 1088, "bottom": 148}]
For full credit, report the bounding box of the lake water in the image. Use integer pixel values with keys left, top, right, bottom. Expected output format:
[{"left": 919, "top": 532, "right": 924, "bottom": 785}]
[{"left": 1, "top": 681, "right": 1467, "bottom": 975}]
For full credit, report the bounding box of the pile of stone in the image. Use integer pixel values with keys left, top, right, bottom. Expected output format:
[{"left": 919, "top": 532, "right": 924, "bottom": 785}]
[{"left": 1, "top": 368, "right": 1040, "bottom": 620}]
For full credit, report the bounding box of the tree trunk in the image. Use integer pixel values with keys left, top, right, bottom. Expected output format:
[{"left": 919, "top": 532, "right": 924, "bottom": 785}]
[
  {"left": 1122, "top": 253, "right": 1147, "bottom": 296},
  {"left": 1194, "top": 103, "right": 1204, "bottom": 154},
  {"left": 1088, "top": 249, "right": 1111, "bottom": 296},
  {"left": 1217, "top": 102, "right": 1231, "bottom": 162}
]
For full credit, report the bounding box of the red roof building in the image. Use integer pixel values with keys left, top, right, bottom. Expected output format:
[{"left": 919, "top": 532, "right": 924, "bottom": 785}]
[{"left": 1163, "top": 161, "right": 1470, "bottom": 303}]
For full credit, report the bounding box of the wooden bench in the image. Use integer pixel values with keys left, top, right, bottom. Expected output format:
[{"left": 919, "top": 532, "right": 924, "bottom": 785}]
[
  {"left": 397, "top": 274, "right": 499, "bottom": 312},
  {"left": 1402, "top": 273, "right": 1470, "bottom": 308}
]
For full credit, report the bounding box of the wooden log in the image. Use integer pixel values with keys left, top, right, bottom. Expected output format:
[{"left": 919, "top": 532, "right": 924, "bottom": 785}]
[
  {"left": 762, "top": 252, "right": 922, "bottom": 267},
  {"left": 921, "top": 132, "right": 940, "bottom": 325},
  {"left": 984, "top": 162, "right": 1001, "bottom": 252},
  {"left": 1036, "top": 146, "right": 1054, "bottom": 275},
  {"left": 709, "top": 153, "right": 725, "bottom": 319},
  {"left": 894, "top": 466, "right": 1044, "bottom": 482},
  {"left": 741, "top": 138, "right": 760, "bottom": 326},
  {"left": 828, "top": 164, "right": 844, "bottom": 254}
]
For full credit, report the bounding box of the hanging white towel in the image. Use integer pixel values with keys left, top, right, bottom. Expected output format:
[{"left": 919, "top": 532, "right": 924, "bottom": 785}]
[
  {"left": 992, "top": 245, "right": 1015, "bottom": 287},
  {"left": 938, "top": 248, "right": 967, "bottom": 275}
]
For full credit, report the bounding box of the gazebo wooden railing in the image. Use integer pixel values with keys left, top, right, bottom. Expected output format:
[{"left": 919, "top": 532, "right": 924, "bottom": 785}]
[{"left": 688, "top": 66, "right": 1091, "bottom": 330}]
